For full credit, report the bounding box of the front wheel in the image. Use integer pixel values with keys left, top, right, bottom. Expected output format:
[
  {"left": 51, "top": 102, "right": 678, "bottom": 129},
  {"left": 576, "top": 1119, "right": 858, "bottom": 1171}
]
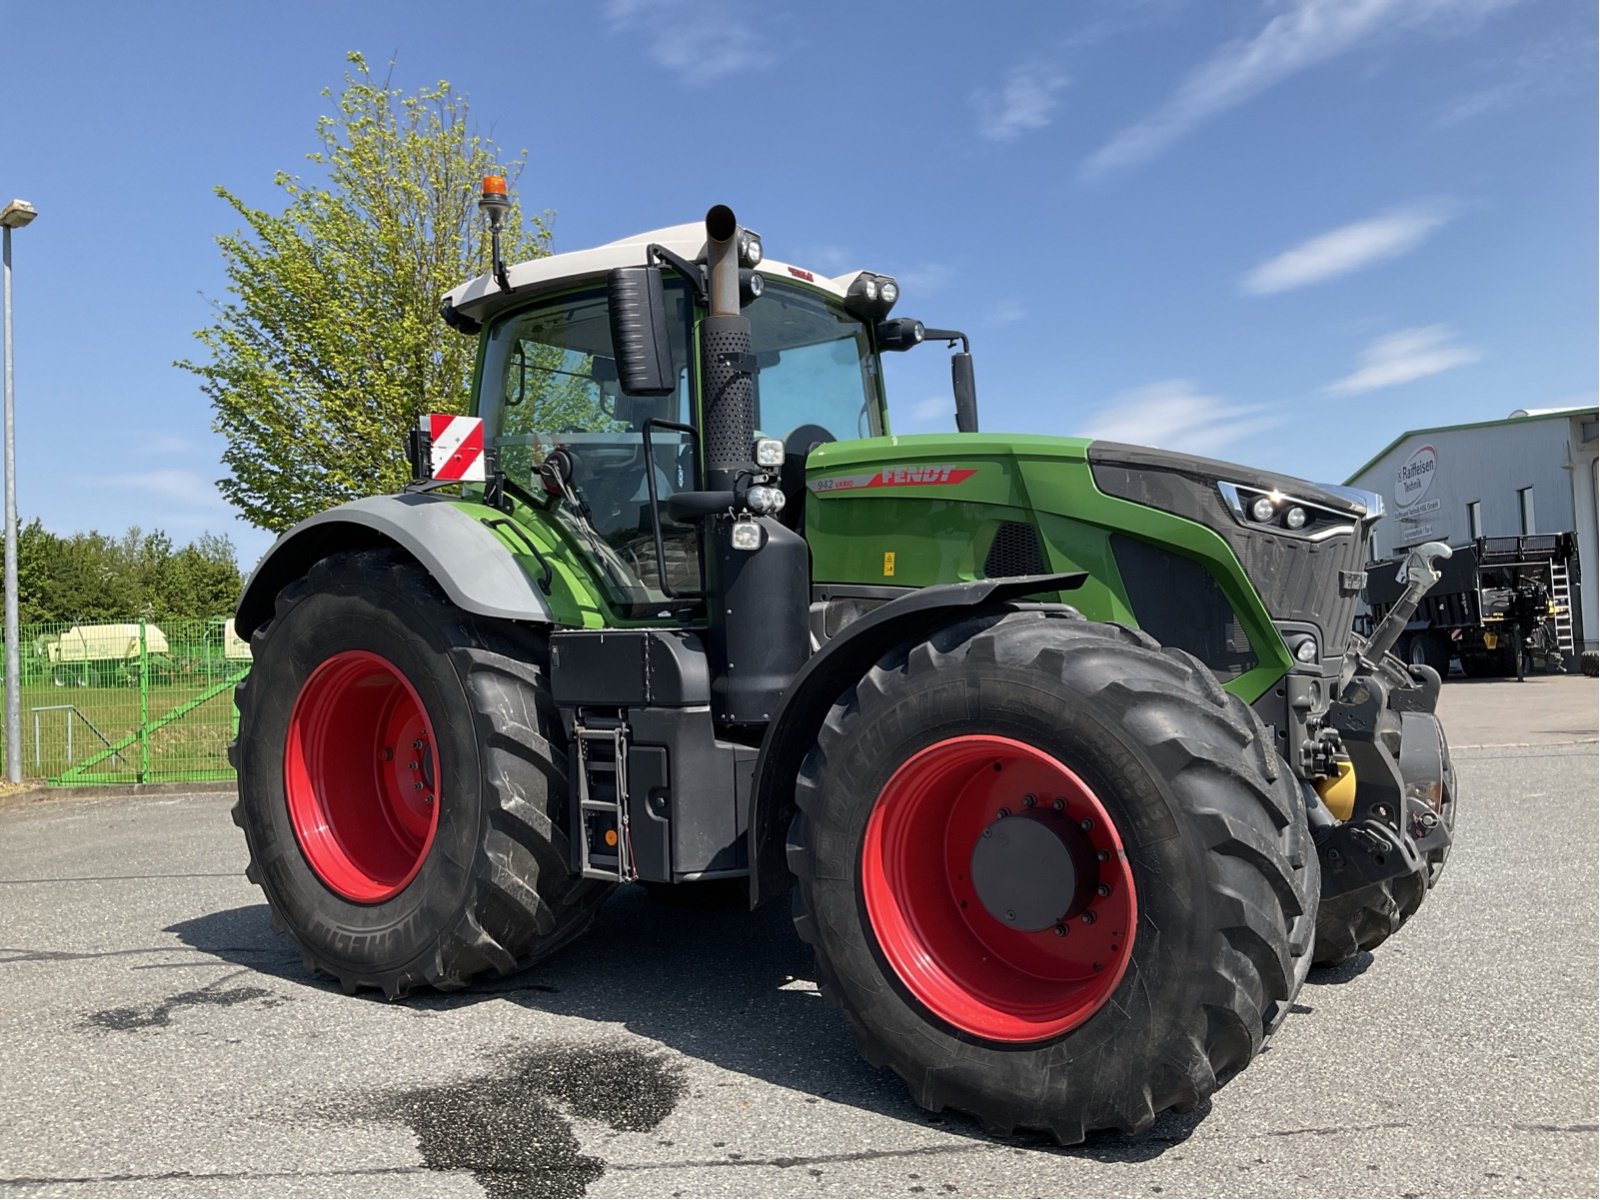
[
  {"left": 231, "top": 550, "right": 611, "bottom": 997},
  {"left": 788, "top": 611, "right": 1318, "bottom": 1143}
]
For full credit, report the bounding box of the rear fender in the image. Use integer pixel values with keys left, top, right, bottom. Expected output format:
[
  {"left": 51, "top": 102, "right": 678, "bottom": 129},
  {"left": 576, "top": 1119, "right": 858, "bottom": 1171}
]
[
  {"left": 745, "top": 572, "right": 1085, "bottom": 907},
  {"left": 235, "top": 494, "right": 554, "bottom": 640}
]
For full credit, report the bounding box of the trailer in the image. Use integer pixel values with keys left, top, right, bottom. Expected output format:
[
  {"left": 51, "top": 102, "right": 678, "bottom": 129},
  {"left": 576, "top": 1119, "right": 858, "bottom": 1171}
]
[{"left": 1364, "top": 532, "right": 1581, "bottom": 677}]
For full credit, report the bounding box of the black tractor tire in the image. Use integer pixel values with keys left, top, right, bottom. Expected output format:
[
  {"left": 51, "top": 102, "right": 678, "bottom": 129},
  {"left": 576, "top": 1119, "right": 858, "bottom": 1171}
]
[
  {"left": 231, "top": 549, "right": 611, "bottom": 997},
  {"left": 1404, "top": 632, "right": 1451, "bottom": 676},
  {"left": 1582, "top": 650, "right": 1599, "bottom": 678},
  {"left": 787, "top": 610, "right": 1318, "bottom": 1143}
]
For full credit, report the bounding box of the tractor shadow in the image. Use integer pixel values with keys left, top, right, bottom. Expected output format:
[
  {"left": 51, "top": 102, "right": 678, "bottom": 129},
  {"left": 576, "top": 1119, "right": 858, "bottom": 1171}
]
[{"left": 169, "top": 891, "right": 1206, "bottom": 1162}]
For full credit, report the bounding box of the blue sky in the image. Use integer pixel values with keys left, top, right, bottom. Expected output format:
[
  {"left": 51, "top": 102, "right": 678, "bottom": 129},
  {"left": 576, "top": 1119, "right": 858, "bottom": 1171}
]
[{"left": 2, "top": 0, "right": 1593, "bottom": 568}]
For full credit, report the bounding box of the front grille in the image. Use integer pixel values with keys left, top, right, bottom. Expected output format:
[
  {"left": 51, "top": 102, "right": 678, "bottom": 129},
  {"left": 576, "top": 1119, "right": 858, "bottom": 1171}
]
[
  {"left": 1111, "top": 535, "right": 1256, "bottom": 680},
  {"left": 984, "top": 522, "right": 1048, "bottom": 577},
  {"left": 1089, "top": 443, "right": 1367, "bottom": 655}
]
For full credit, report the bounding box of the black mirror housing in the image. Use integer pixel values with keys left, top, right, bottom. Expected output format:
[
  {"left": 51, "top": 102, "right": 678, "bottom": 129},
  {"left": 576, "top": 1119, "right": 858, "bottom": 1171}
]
[
  {"left": 952, "top": 352, "right": 979, "bottom": 433},
  {"left": 607, "top": 266, "right": 675, "bottom": 396}
]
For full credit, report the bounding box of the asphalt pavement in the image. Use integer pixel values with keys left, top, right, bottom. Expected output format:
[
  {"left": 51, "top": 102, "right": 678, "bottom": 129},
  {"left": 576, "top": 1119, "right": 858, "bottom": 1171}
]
[{"left": 0, "top": 687, "right": 1595, "bottom": 1198}]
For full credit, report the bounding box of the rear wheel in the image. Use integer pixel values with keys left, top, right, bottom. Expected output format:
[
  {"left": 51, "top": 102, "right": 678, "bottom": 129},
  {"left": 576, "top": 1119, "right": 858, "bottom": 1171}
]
[
  {"left": 788, "top": 611, "right": 1317, "bottom": 1142},
  {"left": 1405, "top": 632, "right": 1450, "bottom": 676},
  {"left": 231, "top": 550, "right": 611, "bottom": 996}
]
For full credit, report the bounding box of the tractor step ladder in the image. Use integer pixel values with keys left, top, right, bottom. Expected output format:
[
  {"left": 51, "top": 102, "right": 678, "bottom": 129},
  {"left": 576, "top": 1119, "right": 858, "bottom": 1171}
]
[
  {"left": 1550, "top": 560, "right": 1575, "bottom": 654},
  {"left": 574, "top": 711, "right": 633, "bottom": 882}
]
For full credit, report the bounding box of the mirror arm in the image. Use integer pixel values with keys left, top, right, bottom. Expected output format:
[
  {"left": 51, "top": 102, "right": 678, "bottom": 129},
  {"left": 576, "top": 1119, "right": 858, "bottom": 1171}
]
[
  {"left": 920, "top": 327, "right": 970, "bottom": 354},
  {"left": 647, "top": 244, "right": 708, "bottom": 305}
]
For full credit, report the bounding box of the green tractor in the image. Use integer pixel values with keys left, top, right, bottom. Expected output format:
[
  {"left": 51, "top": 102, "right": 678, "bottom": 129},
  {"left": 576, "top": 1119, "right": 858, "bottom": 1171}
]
[{"left": 231, "top": 196, "right": 1457, "bottom": 1141}]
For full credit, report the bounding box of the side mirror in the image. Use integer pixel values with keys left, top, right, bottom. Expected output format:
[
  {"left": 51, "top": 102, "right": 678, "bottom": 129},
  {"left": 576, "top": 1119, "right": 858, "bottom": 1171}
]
[
  {"left": 952, "top": 352, "right": 979, "bottom": 433},
  {"left": 607, "top": 267, "right": 675, "bottom": 396}
]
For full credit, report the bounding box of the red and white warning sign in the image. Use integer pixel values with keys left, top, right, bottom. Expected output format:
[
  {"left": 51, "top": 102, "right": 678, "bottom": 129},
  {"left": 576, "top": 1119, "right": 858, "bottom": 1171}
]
[{"left": 423, "top": 413, "right": 486, "bottom": 482}]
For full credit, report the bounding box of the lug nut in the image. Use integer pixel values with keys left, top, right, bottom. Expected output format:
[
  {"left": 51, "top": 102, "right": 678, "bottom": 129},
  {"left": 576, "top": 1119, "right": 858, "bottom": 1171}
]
[
  {"left": 1053, "top": 798, "right": 1065, "bottom": 811},
  {"left": 407, "top": 760, "right": 418, "bottom": 771},
  {"left": 380, "top": 747, "right": 393, "bottom": 761},
  {"left": 413, "top": 740, "right": 424, "bottom": 750},
  {"left": 1092, "top": 962, "right": 1103, "bottom": 972},
  {"left": 1004, "top": 909, "right": 1016, "bottom": 922},
  {"left": 1095, "top": 850, "right": 1110, "bottom": 863},
  {"left": 1081, "top": 911, "right": 1097, "bottom": 925},
  {"left": 997, "top": 807, "right": 1011, "bottom": 819},
  {"left": 413, "top": 781, "right": 424, "bottom": 791},
  {"left": 1023, "top": 794, "right": 1036, "bottom": 808},
  {"left": 422, "top": 794, "right": 434, "bottom": 806},
  {"left": 1080, "top": 818, "right": 1094, "bottom": 831},
  {"left": 1053, "top": 924, "right": 1067, "bottom": 937},
  {"left": 1096, "top": 884, "right": 1111, "bottom": 897}
]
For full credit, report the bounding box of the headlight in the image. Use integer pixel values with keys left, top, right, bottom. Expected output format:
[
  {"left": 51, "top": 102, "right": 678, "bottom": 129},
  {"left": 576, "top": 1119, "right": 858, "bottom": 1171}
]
[
  {"left": 738, "top": 231, "right": 763, "bottom": 267},
  {"left": 730, "top": 518, "right": 763, "bottom": 551},
  {"left": 846, "top": 272, "right": 899, "bottom": 316},
  {"left": 1294, "top": 636, "right": 1319, "bottom": 663},
  {"left": 1284, "top": 505, "right": 1308, "bottom": 530},
  {"left": 745, "top": 485, "right": 786, "bottom": 514},
  {"left": 753, "top": 437, "right": 785, "bottom": 468},
  {"left": 1250, "top": 496, "right": 1276, "bottom": 522}
]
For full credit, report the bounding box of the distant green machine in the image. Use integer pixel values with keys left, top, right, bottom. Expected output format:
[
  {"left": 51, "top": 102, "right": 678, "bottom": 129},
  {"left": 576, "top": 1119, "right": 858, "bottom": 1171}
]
[{"left": 231, "top": 194, "right": 1456, "bottom": 1142}]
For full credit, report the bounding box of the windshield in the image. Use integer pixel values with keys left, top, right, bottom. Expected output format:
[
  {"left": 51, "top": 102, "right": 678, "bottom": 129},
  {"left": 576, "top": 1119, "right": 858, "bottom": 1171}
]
[
  {"left": 748, "top": 283, "right": 883, "bottom": 445},
  {"left": 474, "top": 279, "right": 881, "bottom": 620}
]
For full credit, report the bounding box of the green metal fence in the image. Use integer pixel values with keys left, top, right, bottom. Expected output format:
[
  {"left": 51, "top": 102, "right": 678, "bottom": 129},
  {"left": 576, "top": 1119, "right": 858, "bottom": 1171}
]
[{"left": 3, "top": 618, "right": 249, "bottom": 785}]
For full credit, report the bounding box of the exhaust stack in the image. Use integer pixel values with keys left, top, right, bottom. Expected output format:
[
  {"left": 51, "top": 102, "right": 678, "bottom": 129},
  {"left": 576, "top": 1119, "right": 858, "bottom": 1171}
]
[{"left": 701, "top": 205, "right": 754, "bottom": 493}]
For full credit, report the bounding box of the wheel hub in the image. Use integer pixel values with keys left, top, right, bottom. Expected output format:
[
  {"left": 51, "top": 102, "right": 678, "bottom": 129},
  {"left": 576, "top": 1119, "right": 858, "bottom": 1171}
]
[
  {"left": 283, "top": 650, "right": 441, "bottom": 904},
  {"left": 860, "top": 735, "right": 1139, "bottom": 1043},
  {"left": 969, "top": 814, "right": 1094, "bottom": 931}
]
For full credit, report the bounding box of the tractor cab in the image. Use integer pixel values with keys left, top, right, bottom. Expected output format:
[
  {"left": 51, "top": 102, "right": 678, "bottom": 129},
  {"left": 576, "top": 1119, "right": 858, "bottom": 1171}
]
[{"left": 443, "top": 211, "right": 941, "bottom": 624}]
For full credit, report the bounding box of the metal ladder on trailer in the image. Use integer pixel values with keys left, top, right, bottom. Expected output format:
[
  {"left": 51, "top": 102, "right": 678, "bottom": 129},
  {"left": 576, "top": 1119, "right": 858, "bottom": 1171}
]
[
  {"left": 1550, "top": 560, "right": 1576, "bottom": 654},
  {"left": 574, "top": 711, "right": 634, "bottom": 881}
]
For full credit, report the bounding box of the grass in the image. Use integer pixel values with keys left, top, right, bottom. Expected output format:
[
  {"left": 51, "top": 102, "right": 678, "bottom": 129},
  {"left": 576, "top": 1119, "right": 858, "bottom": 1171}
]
[{"left": 13, "top": 673, "right": 241, "bottom": 784}]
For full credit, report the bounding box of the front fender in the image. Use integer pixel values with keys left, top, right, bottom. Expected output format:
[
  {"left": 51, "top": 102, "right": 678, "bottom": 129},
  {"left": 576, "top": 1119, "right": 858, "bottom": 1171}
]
[
  {"left": 745, "top": 572, "right": 1085, "bottom": 907},
  {"left": 235, "top": 494, "right": 553, "bottom": 640}
]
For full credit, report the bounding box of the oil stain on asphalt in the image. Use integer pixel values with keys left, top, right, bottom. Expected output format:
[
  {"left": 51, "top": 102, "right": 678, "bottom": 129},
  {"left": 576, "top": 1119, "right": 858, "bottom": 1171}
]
[
  {"left": 365, "top": 1043, "right": 686, "bottom": 1198},
  {"left": 86, "top": 985, "right": 280, "bottom": 1030}
]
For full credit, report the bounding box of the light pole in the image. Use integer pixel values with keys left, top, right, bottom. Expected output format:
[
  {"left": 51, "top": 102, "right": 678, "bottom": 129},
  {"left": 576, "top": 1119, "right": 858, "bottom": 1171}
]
[{"left": 1, "top": 198, "right": 36, "bottom": 785}]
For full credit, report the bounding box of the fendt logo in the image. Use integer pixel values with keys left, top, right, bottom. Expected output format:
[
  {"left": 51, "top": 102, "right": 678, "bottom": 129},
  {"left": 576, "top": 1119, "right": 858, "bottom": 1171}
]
[
  {"left": 1393, "top": 444, "right": 1438, "bottom": 509},
  {"left": 811, "top": 465, "right": 978, "bottom": 494}
]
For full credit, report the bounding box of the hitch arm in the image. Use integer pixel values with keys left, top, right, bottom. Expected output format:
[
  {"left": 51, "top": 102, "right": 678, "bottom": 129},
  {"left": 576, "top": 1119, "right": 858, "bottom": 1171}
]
[{"left": 1345, "top": 540, "right": 1452, "bottom": 685}]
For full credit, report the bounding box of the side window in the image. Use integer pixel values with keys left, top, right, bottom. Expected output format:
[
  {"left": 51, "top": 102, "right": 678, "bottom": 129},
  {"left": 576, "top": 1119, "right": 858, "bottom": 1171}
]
[{"left": 479, "top": 285, "right": 700, "bottom": 611}]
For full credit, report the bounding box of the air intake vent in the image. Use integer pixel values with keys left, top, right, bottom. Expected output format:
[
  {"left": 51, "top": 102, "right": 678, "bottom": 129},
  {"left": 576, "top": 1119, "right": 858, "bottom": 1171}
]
[
  {"left": 1111, "top": 535, "right": 1257, "bottom": 681},
  {"left": 984, "top": 522, "right": 1048, "bottom": 577}
]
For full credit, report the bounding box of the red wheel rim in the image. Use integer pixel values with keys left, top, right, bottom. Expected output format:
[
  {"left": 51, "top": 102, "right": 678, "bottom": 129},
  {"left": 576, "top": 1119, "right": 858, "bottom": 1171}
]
[
  {"left": 861, "top": 735, "right": 1137, "bottom": 1043},
  {"left": 284, "top": 650, "right": 440, "bottom": 903}
]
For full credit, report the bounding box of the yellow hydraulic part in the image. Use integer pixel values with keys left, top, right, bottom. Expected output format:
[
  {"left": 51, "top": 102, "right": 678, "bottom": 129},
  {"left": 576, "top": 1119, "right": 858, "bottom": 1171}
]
[
  {"left": 1483, "top": 632, "right": 1499, "bottom": 649},
  {"left": 1316, "top": 758, "right": 1357, "bottom": 821}
]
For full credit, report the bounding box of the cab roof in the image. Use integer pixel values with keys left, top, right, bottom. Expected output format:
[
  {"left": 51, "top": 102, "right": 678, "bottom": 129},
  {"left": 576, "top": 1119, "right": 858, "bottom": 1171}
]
[{"left": 444, "top": 222, "right": 869, "bottom": 326}]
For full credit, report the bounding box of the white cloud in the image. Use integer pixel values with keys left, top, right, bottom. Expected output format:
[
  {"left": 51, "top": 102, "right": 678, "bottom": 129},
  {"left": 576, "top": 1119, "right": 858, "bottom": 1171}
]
[
  {"left": 1082, "top": 0, "right": 1518, "bottom": 178},
  {"left": 603, "top": 0, "right": 772, "bottom": 83},
  {"left": 1080, "top": 380, "right": 1283, "bottom": 456},
  {"left": 1325, "top": 325, "right": 1481, "bottom": 395},
  {"left": 972, "top": 63, "right": 1069, "bottom": 142},
  {"left": 1241, "top": 203, "right": 1452, "bottom": 295},
  {"left": 898, "top": 264, "right": 953, "bottom": 294},
  {"left": 1434, "top": 28, "right": 1594, "bottom": 126},
  {"left": 104, "top": 469, "right": 227, "bottom": 511},
  {"left": 907, "top": 396, "right": 952, "bottom": 427},
  {"left": 792, "top": 245, "right": 855, "bottom": 274}
]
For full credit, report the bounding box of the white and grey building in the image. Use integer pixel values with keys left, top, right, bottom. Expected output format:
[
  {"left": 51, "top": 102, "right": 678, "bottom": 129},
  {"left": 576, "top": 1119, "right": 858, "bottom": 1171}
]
[{"left": 1345, "top": 405, "right": 1598, "bottom": 652}]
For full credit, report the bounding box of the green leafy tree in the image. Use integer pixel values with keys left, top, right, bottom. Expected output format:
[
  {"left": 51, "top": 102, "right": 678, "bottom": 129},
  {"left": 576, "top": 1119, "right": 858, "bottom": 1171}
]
[
  {"left": 179, "top": 52, "right": 551, "bottom": 532},
  {"left": 9, "top": 520, "right": 243, "bottom": 623}
]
